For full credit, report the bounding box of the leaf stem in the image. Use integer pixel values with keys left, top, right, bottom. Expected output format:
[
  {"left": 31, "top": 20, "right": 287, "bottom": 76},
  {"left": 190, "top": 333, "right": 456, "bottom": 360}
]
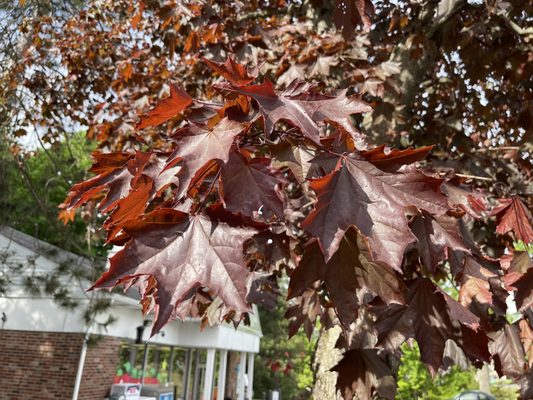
[
  {"left": 474, "top": 146, "right": 520, "bottom": 153},
  {"left": 197, "top": 168, "right": 222, "bottom": 213},
  {"left": 455, "top": 173, "right": 493, "bottom": 182}
]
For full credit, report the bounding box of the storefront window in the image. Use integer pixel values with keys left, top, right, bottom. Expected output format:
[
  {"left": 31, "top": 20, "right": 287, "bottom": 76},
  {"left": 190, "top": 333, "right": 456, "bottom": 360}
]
[
  {"left": 114, "top": 343, "right": 217, "bottom": 400},
  {"left": 171, "top": 348, "right": 188, "bottom": 397},
  {"left": 114, "top": 343, "right": 189, "bottom": 385},
  {"left": 144, "top": 345, "right": 172, "bottom": 384},
  {"left": 114, "top": 344, "right": 146, "bottom": 383},
  {"left": 186, "top": 349, "right": 207, "bottom": 400}
]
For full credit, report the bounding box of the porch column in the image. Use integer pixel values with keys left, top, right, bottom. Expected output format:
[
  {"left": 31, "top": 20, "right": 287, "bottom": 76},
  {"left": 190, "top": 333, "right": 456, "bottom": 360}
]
[
  {"left": 246, "top": 353, "right": 255, "bottom": 400},
  {"left": 203, "top": 348, "right": 216, "bottom": 400},
  {"left": 217, "top": 350, "right": 228, "bottom": 400},
  {"left": 184, "top": 349, "right": 194, "bottom": 400},
  {"left": 237, "top": 352, "right": 247, "bottom": 400}
]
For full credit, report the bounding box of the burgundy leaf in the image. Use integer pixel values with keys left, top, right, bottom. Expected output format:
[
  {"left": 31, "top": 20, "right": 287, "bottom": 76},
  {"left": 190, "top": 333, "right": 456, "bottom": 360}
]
[
  {"left": 245, "top": 231, "right": 293, "bottom": 273},
  {"left": 203, "top": 55, "right": 259, "bottom": 85},
  {"left": 489, "top": 324, "right": 527, "bottom": 379},
  {"left": 334, "top": 0, "right": 375, "bottom": 39},
  {"left": 375, "top": 278, "right": 489, "bottom": 375},
  {"left": 503, "top": 251, "right": 533, "bottom": 288},
  {"left": 219, "top": 149, "right": 285, "bottom": 219},
  {"left": 331, "top": 349, "right": 396, "bottom": 400},
  {"left": 204, "top": 202, "right": 269, "bottom": 230},
  {"left": 360, "top": 144, "right": 434, "bottom": 171},
  {"left": 492, "top": 197, "right": 533, "bottom": 243},
  {"left": 441, "top": 183, "right": 487, "bottom": 218},
  {"left": 513, "top": 267, "right": 533, "bottom": 312},
  {"left": 288, "top": 229, "right": 403, "bottom": 327},
  {"left": 457, "top": 255, "right": 497, "bottom": 307},
  {"left": 246, "top": 274, "right": 279, "bottom": 310},
  {"left": 286, "top": 286, "right": 322, "bottom": 339},
  {"left": 270, "top": 140, "right": 316, "bottom": 183},
  {"left": 216, "top": 79, "right": 371, "bottom": 144},
  {"left": 520, "top": 318, "right": 533, "bottom": 367},
  {"left": 61, "top": 151, "right": 180, "bottom": 228},
  {"left": 91, "top": 208, "right": 256, "bottom": 334},
  {"left": 165, "top": 117, "right": 244, "bottom": 197},
  {"left": 302, "top": 155, "right": 448, "bottom": 269},
  {"left": 410, "top": 211, "right": 469, "bottom": 272}
]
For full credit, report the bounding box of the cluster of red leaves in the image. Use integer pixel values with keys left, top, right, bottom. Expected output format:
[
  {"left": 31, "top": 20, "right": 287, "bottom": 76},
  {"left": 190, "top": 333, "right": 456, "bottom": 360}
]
[
  {"left": 62, "top": 54, "right": 533, "bottom": 399},
  {"left": 6, "top": 0, "right": 532, "bottom": 397}
]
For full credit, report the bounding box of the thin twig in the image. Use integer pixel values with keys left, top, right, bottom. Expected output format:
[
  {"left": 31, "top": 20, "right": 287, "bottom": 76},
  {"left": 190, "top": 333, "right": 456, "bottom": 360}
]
[
  {"left": 474, "top": 146, "right": 520, "bottom": 153},
  {"left": 455, "top": 173, "right": 493, "bottom": 181}
]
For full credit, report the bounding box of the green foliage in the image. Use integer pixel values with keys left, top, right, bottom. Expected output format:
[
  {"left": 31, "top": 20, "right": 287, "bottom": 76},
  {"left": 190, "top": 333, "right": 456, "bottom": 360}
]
[
  {"left": 0, "top": 133, "right": 111, "bottom": 314},
  {"left": 490, "top": 378, "right": 519, "bottom": 400},
  {"left": 0, "top": 132, "right": 105, "bottom": 257},
  {"left": 514, "top": 240, "right": 533, "bottom": 255},
  {"left": 396, "top": 342, "right": 477, "bottom": 400},
  {"left": 254, "top": 297, "right": 316, "bottom": 400}
]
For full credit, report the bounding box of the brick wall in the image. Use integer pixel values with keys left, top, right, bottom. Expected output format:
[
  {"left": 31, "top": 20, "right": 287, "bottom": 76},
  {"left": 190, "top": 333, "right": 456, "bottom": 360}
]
[
  {"left": 0, "top": 329, "right": 121, "bottom": 400},
  {"left": 79, "top": 335, "right": 122, "bottom": 399}
]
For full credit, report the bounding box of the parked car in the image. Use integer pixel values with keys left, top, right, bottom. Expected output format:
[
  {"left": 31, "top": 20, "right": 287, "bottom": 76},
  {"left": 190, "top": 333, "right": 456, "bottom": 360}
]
[{"left": 452, "top": 390, "right": 496, "bottom": 400}]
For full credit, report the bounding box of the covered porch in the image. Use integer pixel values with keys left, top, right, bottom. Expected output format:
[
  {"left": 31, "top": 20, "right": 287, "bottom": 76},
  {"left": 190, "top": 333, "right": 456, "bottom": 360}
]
[
  {"left": 108, "top": 294, "right": 262, "bottom": 400},
  {"left": 114, "top": 343, "right": 256, "bottom": 400}
]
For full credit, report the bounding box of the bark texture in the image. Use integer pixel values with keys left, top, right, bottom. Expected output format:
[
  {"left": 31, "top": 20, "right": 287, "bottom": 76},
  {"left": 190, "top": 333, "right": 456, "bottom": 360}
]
[{"left": 312, "top": 326, "right": 343, "bottom": 400}]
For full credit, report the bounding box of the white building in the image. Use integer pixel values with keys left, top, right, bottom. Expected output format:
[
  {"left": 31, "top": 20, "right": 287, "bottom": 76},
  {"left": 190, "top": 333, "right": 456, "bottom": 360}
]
[{"left": 0, "top": 226, "right": 262, "bottom": 400}]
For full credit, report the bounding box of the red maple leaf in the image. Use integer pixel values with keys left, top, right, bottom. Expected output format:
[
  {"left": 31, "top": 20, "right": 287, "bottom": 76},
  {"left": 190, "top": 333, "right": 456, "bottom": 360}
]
[
  {"left": 219, "top": 149, "right": 286, "bottom": 219},
  {"left": 334, "top": 0, "right": 375, "bottom": 39},
  {"left": 489, "top": 324, "right": 527, "bottom": 379},
  {"left": 270, "top": 140, "right": 316, "bottom": 183},
  {"left": 512, "top": 266, "right": 533, "bottom": 312},
  {"left": 216, "top": 79, "right": 371, "bottom": 144},
  {"left": 286, "top": 286, "right": 322, "bottom": 339},
  {"left": 492, "top": 197, "right": 533, "bottom": 243},
  {"left": 91, "top": 208, "right": 257, "bottom": 334},
  {"left": 302, "top": 155, "right": 448, "bottom": 270},
  {"left": 137, "top": 83, "right": 193, "bottom": 129},
  {"left": 332, "top": 348, "right": 396, "bottom": 400},
  {"left": 502, "top": 250, "right": 533, "bottom": 289},
  {"left": 165, "top": 117, "right": 245, "bottom": 197},
  {"left": 410, "top": 211, "right": 470, "bottom": 272},
  {"left": 441, "top": 183, "right": 487, "bottom": 218},
  {"left": 203, "top": 55, "right": 259, "bottom": 85},
  {"left": 360, "top": 144, "right": 434, "bottom": 170},
  {"left": 375, "top": 278, "right": 489, "bottom": 375},
  {"left": 61, "top": 152, "right": 180, "bottom": 230},
  {"left": 457, "top": 255, "right": 497, "bottom": 307},
  {"left": 288, "top": 229, "right": 403, "bottom": 327}
]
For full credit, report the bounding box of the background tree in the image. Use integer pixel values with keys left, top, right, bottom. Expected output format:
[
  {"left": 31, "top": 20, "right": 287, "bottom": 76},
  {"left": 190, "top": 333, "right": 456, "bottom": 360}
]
[
  {"left": 1, "top": 0, "right": 532, "bottom": 398},
  {"left": 254, "top": 297, "right": 316, "bottom": 400},
  {"left": 397, "top": 343, "right": 478, "bottom": 400},
  {"left": 0, "top": 132, "right": 101, "bottom": 255},
  {"left": 0, "top": 131, "right": 112, "bottom": 332}
]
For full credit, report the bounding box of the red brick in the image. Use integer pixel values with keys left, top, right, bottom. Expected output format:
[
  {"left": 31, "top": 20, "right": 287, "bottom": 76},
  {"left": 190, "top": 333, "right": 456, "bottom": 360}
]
[{"left": 0, "top": 330, "right": 121, "bottom": 400}]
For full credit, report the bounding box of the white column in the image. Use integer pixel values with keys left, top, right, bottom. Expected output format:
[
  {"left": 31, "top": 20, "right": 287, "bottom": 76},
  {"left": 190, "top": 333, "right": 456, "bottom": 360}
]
[
  {"left": 217, "top": 350, "right": 228, "bottom": 400},
  {"left": 71, "top": 333, "right": 88, "bottom": 400},
  {"left": 203, "top": 348, "right": 216, "bottom": 400},
  {"left": 246, "top": 353, "right": 255, "bottom": 400},
  {"left": 237, "top": 352, "right": 247, "bottom": 400}
]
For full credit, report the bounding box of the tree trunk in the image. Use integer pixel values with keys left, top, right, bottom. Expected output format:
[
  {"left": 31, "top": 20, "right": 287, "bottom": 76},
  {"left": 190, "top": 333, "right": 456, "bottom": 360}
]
[
  {"left": 312, "top": 326, "right": 343, "bottom": 400},
  {"left": 226, "top": 351, "right": 240, "bottom": 399},
  {"left": 364, "top": 0, "right": 468, "bottom": 143}
]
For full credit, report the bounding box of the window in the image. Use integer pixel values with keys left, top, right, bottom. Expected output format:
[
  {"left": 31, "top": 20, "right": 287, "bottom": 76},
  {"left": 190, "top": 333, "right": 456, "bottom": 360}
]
[{"left": 114, "top": 343, "right": 189, "bottom": 388}]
